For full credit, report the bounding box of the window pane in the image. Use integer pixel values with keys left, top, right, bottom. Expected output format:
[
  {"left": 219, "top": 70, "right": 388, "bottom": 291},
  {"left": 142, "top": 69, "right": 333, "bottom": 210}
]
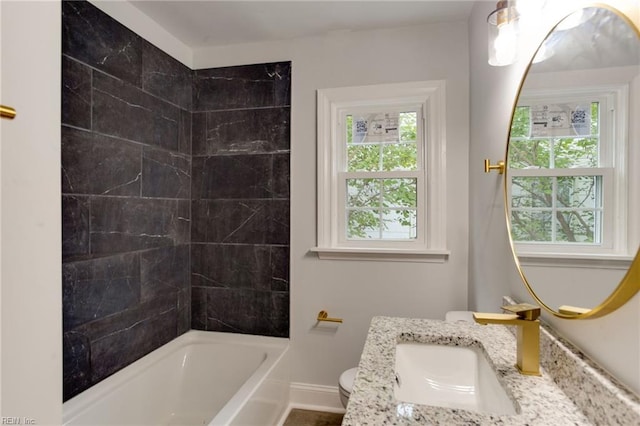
[
  {"left": 511, "top": 177, "right": 553, "bottom": 208},
  {"left": 554, "top": 137, "right": 598, "bottom": 168},
  {"left": 347, "top": 111, "right": 419, "bottom": 172},
  {"left": 346, "top": 179, "right": 418, "bottom": 241},
  {"left": 349, "top": 112, "right": 400, "bottom": 144},
  {"left": 529, "top": 103, "right": 591, "bottom": 137},
  {"left": 399, "top": 112, "right": 418, "bottom": 142},
  {"left": 381, "top": 209, "right": 417, "bottom": 239},
  {"left": 510, "top": 211, "right": 553, "bottom": 242},
  {"left": 509, "top": 139, "right": 551, "bottom": 169},
  {"left": 347, "top": 210, "right": 380, "bottom": 239},
  {"left": 347, "top": 179, "right": 380, "bottom": 208},
  {"left": 590, "top": 102, "right": 599, "bottom": 136},
  {"left": 346, "top": 114, "right": 354, "bottom": 144},
  {"left": 381, "top": 143, "right": 418, "bottom": 171},
  {"left": 556, "top": 210, "right": 598, "bottom": 243},
  {"left": 557, "top": 176, "right": 600, "bottom": 209},
  {"left": 382, "top": 178, "right": 417, "bottom": 208},
  {"left": 510, "top": 106, "right": 530, "bottom": 138},
  {"left": 347, "top": 144, "right": 380, "bottom": 172}
]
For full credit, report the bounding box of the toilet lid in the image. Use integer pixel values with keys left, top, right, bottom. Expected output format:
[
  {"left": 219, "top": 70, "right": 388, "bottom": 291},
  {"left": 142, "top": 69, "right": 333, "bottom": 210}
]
[{"left": 339, "top": 367, "right": 358, "bottom": 393}]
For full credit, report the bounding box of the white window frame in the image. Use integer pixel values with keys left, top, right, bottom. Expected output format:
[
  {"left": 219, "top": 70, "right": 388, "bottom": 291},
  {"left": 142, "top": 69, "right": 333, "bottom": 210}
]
[
  {"left": 312, "top": 81, "right": 448, "bottom": 262},
  {"left": 508, "top": 85, "right": 634, "bottom": 267}
]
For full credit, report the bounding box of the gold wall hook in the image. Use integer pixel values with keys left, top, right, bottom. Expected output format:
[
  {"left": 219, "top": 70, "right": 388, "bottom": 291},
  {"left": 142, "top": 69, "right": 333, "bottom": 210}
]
[
  {"left": 0, "top": 105, "right": 17, "bottom": 120},
  {"left": 317, "top": 310, "right": 343, "bottom": 323},
  {"left": 484, "top": 159, "right": 505, "bottom": 174}
]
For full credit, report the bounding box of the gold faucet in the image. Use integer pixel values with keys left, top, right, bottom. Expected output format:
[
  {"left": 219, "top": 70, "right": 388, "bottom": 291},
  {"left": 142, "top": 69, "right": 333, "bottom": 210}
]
[{"left": 473, "top": 303, "right": 541, "bottom": 376}]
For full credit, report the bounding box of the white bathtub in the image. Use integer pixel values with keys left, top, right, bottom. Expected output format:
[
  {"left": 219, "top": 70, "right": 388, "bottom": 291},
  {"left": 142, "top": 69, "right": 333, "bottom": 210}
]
[{"left": 63, "top": 330, "right": 290, "bottom": 426}]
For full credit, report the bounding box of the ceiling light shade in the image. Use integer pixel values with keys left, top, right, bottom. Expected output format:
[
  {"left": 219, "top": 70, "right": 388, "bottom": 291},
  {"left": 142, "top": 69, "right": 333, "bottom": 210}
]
[{"left": 487, "top": 0, "right": 520, "bottom": 66}]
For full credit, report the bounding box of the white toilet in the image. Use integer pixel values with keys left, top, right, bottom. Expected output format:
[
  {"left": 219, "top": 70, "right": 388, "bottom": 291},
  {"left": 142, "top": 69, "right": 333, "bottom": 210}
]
[
  {"left": 444, "top": 310, "right": 474, "bottom": 323},
  {"left": 338, "top": 367, "right": 358, "bottom": 408},
  {"left": 338, "top": 311, "right": 473, "bottom": 408}
]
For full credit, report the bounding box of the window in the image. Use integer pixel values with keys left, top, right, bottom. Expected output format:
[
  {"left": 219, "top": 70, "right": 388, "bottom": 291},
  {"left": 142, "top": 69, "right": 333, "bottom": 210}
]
[
  {"left": 342, "top": 109, "right": 421, "bottom": 241},
  {"left": 507, "top": 86, "right": 630, "bottom": 259},
  {"left": 313, "top": 81, "right": 448, "bottom": 262}
]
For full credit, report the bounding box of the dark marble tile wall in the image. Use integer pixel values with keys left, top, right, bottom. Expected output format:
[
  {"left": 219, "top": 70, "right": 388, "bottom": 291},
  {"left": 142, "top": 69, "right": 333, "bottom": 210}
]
[
  {"left": 61, "top": 1, "right": 191, "bottom": 401},
  {"left": 61, "top": 0, "right": 291, "bottom": 402},
  {"left": 191, "top": 63, "right": 291, "bottom": 338}
]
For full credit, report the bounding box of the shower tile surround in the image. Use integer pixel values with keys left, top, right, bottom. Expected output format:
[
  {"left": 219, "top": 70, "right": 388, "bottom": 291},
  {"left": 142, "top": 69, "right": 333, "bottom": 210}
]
[
  {"left": 190, "top": 65, "right": 291, "bottom": 335},
  {"left": 62, "top": 1, "right": 290, "bottom": 401}
]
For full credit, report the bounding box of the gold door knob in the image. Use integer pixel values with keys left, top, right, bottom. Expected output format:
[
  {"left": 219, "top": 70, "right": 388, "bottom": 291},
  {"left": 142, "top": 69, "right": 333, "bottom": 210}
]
[{"left": 1, "top": 105, "right": 17, "bottom": 120}]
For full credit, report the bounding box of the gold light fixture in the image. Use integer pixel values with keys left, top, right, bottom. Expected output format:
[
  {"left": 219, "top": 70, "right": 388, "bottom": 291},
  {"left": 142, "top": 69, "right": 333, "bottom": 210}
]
[{"left": 487, "top": 0, "right": 520, "bottom": 66}]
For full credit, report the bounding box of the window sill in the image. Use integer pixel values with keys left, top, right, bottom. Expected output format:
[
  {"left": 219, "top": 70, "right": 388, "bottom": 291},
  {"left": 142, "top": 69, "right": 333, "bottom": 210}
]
[
  {"left": 516, "top": 252, "right": 635, "bottom": 270},
  {"left": 309, "top": 247, "right": 450, "bottom": 263}
]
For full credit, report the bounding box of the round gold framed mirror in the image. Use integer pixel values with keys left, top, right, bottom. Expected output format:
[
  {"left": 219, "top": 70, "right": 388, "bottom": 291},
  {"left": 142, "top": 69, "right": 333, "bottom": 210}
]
[{"left": 505, "top": 5, "right": 640, "bottom": 319}]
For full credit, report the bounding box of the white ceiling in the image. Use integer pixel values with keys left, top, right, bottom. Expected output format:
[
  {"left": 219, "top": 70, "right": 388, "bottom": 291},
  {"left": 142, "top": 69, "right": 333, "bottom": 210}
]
[{"left": 129, "top": 0, "right": 477, "bottom": 48}]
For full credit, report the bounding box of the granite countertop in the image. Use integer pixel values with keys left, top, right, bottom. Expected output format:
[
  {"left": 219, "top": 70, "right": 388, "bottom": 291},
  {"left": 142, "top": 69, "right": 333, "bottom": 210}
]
[{"left": 342, "top": 316, "right": 591, "bottom": 425}]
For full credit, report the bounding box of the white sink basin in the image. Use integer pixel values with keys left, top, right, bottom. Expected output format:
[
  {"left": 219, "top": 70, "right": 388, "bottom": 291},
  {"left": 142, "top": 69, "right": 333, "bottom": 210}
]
[{"left": 394, "top": 342, "right": 517, "bottom": 415}]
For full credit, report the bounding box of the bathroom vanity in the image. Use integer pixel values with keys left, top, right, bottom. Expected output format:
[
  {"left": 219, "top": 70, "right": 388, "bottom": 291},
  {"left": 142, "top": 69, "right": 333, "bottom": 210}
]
[{"left": 342, "top": 316, "right": 640, "bottom": 425}]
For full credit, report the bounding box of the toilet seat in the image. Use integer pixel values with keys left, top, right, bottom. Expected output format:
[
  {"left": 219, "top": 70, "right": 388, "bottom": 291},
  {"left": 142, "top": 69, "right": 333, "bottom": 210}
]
[{"left": 339, "top": 367, "right": 358, "bottom": 407}]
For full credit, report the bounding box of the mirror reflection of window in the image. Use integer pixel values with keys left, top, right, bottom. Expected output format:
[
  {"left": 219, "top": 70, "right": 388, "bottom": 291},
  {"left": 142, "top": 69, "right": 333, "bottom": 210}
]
[{"left": 507, "top": 87, "right": 626, "bottom": 256}]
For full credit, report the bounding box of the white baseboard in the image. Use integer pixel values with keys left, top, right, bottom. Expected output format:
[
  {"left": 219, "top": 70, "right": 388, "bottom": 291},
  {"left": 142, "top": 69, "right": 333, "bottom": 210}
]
[{"left": 288, "top": 382, "right": 345, "bottom": 413}]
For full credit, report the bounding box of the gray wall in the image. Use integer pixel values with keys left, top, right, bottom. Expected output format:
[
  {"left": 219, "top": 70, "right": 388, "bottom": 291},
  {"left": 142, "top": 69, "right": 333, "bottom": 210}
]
[{"left": 61, "top": 1, "right": 290, "bottom": 401}]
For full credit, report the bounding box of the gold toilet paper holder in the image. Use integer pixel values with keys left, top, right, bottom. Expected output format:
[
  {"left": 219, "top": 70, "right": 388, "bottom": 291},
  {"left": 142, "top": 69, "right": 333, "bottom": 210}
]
[{"left": 317, "top": 310, "right": 343, "bottom": 323}]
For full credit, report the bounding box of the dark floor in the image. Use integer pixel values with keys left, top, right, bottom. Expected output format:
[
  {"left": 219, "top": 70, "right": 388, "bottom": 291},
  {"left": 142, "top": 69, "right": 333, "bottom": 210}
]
[{"left": 283, "top": 409, "right": 344, "bottom": 426}]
